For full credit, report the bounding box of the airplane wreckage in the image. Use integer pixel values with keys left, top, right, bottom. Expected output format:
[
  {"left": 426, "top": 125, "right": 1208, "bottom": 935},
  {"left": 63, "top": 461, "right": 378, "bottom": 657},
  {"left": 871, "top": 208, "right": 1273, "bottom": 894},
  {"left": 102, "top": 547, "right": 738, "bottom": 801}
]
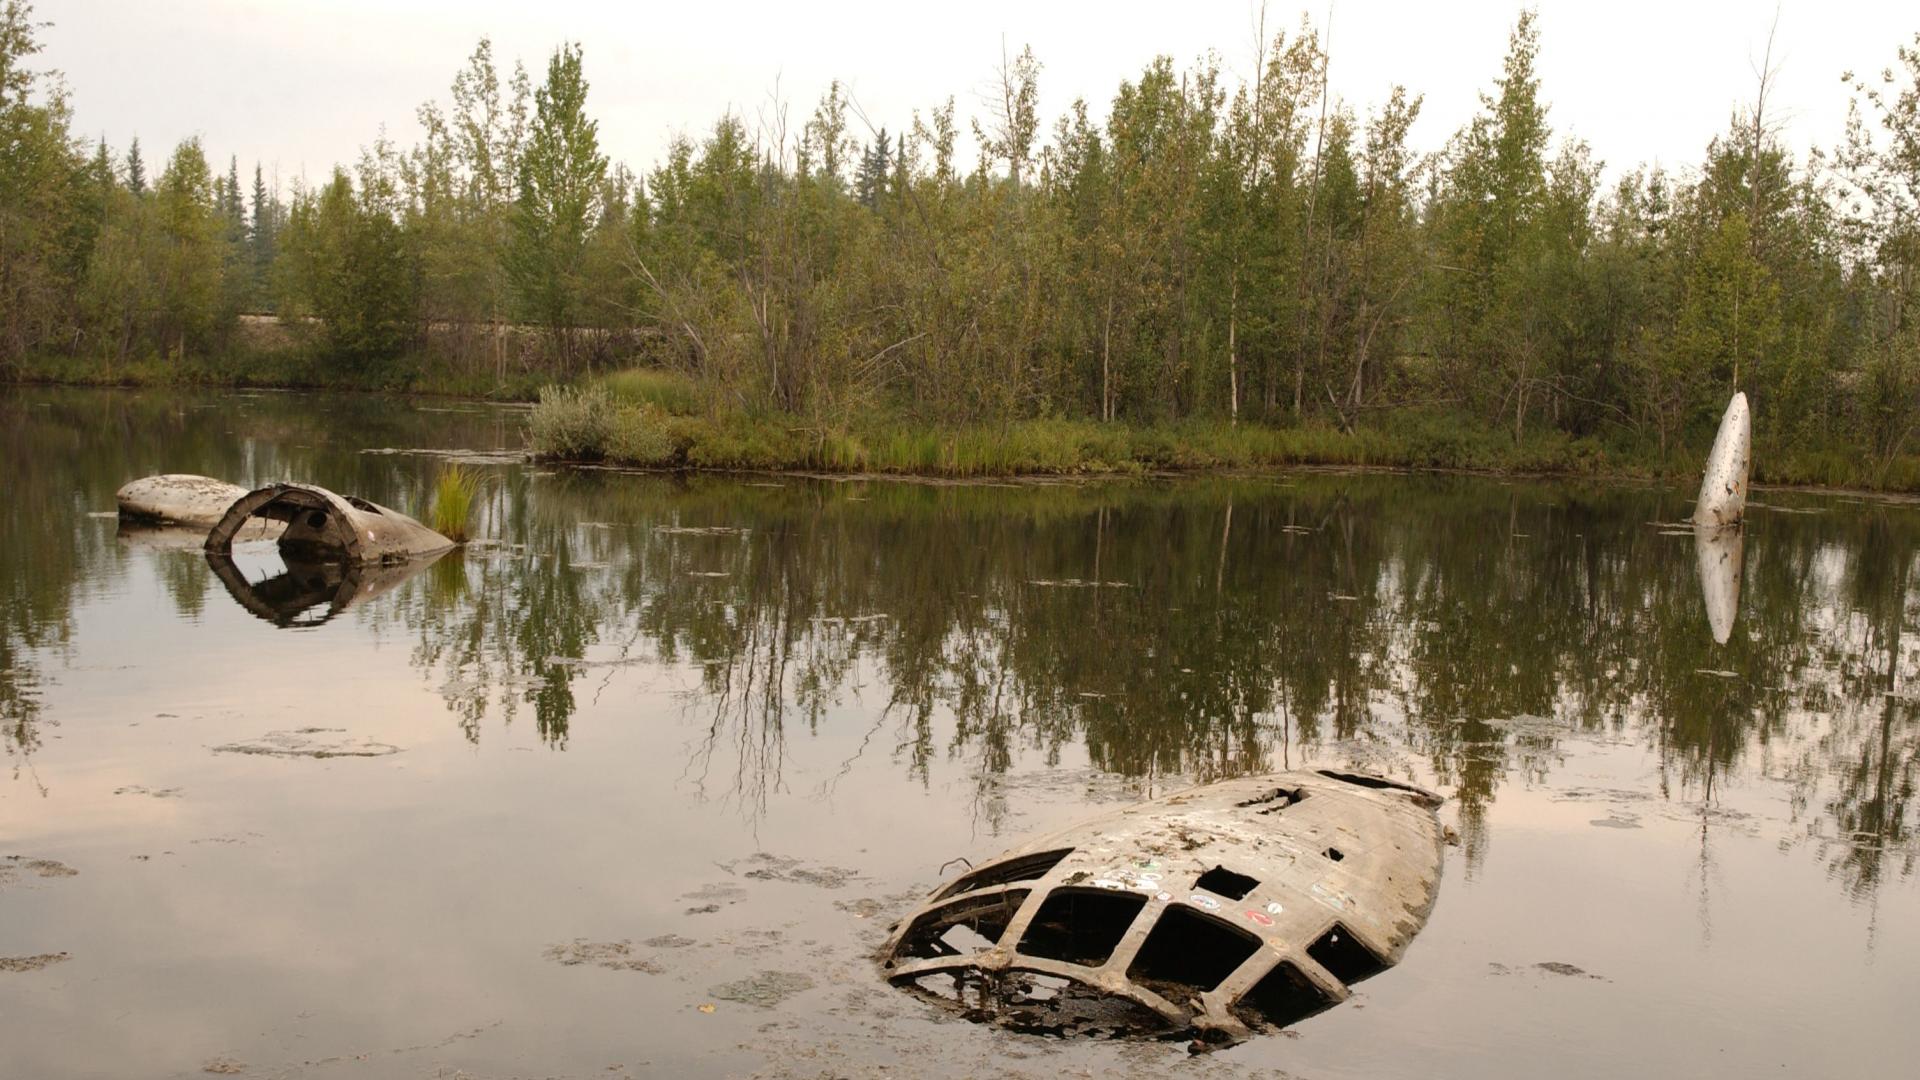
[
  {"left": 880, "top": 769, "right": 1446, "bottom": 1047},
  {"left": 117, "top": 476, "right": 455, "bottom": 625},
  {"left": 1691, "top": 392, "right": 1752, "bottom": 643},
  {"left": 118, "top": 475, "right": 454, "bottom": 564}
]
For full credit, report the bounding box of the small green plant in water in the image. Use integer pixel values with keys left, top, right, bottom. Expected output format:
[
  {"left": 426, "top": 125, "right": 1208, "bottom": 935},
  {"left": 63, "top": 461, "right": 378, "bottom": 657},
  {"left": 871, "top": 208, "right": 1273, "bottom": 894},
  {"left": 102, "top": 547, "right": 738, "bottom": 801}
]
[{"left": 432, "top": 464, "right": 483, "bottom": 542}]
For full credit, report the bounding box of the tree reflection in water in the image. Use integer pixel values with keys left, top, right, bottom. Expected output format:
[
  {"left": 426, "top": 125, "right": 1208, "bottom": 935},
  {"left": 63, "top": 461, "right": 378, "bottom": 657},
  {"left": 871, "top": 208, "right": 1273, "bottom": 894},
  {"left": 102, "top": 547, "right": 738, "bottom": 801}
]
[
  {"left": 1, "top": 387, "right": 1915, "bottom": 906},
  {"left": 359, "top": 470, "right": 1920, "bottom": 902}
]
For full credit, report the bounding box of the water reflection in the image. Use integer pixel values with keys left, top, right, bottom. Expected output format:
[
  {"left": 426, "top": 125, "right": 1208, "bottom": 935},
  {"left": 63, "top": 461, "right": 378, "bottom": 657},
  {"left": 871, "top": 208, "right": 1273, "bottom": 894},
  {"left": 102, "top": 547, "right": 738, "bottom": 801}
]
[
  {"left": 206, "top": 547, "right": 448, "bottom": 628},
  {"left": 2, "top": 387, "right": 1918, "bottom": 909},
  {"left": 1693, "top": 524, "right": 1744, "bottom": 645}
]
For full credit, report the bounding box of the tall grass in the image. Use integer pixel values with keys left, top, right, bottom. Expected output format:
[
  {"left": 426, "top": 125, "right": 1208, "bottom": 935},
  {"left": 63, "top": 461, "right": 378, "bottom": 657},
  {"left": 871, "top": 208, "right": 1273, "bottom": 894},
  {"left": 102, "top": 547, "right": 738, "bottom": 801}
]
[
  {"left": 600, "top": 368, "right": 702, "bottom": 415},
  {"left": 431, "top": 463, "right": 483, "bottom": 542}
]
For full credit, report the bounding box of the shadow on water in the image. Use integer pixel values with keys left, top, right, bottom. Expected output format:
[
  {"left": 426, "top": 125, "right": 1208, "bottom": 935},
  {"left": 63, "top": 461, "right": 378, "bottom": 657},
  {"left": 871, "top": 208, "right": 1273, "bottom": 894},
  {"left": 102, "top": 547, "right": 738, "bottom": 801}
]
[{"left": 1, "top": 386, "right": 1916, "bottom": 908}]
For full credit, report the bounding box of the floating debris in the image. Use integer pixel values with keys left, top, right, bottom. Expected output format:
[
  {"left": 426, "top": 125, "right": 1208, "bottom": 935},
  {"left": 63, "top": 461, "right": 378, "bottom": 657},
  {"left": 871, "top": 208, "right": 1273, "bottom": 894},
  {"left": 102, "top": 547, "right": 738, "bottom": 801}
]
[
  {"left": 0, "top": 952, "right": 71, "bottom": 973},
  {"left": 653, "top": 525, "right": 751, "bottom": 537},
  {"left": 721, "top": 853, "right": 862, "bottom": 890},
  {"left": 709, "top": 970, "right": 815, "bottom": 1009},
  {"left": 113, "top": 785, "right": 184, "bottom": 799},
  {"left": 879, "top": 769, "right": 1445, "bottom": 1046},
  {"left": 1028, "top": 579, "right": 1132, "bottom": 589},
  {"left": 0, "top": 857, "right": 78, "bottom": 888},
  {"left": 211, "top": 727, "right": 401, "bottom": 759},
  {"left": 543, "top": 939, "right": 664, "bottom": 973}
]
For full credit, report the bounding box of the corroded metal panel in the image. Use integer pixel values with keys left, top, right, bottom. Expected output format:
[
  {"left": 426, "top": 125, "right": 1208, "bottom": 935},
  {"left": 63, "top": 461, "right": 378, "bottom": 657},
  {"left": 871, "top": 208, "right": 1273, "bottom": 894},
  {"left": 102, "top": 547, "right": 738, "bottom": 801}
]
[{"left": 880, "top": 769, "right": 1445, "bottom": 1045}]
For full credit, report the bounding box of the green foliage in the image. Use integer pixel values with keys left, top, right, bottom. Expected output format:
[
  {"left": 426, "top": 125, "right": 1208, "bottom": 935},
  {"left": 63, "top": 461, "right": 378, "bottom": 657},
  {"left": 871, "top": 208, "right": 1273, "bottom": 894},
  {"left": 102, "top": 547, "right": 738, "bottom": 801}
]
[
  {"left": 528, "top": 383, "right": 616, "bottom": 459},
  {"left": 430, "top": 463, "right": 483, "bottom": 542},
  {"left": 11, "top": 17, "right": 1920, "bottom": 484},
  {"left": 601, "top": 367, "right": 701, "bottom": 415},
  {"left": 508, "top": 43, "right": 607, "bottom": 362},
  {"left": 279, "top": 169, "right": 418, "bottom": 369}
]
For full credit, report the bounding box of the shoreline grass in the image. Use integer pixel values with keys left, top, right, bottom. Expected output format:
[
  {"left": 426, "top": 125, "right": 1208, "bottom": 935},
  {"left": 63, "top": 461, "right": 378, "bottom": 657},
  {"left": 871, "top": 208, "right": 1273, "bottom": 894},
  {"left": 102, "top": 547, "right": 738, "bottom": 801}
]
[{"left": 523, "top": 376, "right": 1920, "bottom": 492}]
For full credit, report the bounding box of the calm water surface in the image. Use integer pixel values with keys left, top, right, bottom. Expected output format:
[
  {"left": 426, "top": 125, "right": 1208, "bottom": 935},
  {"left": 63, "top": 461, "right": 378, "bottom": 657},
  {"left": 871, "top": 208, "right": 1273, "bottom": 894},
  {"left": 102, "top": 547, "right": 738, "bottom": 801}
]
[{"left": 2, "top": 388, "right": 1915, "bottom": 1079}]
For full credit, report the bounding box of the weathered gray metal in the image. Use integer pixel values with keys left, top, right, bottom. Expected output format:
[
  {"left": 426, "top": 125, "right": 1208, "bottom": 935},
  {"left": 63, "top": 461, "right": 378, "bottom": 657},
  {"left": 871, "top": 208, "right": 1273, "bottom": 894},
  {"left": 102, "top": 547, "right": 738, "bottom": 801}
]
[
  {"left": 206, "top": 548, "right": 446, "bottom": 628},
  {"left": 116, "top": 474, "right": 251, "bottom": 529},
  {"left": 1694, "top": 392, "right": 1751, "bottom": 527},
  {"left": 880, "top": 769, "right": 1445, "bottom": 1045},
  {"left": 204, "top": 483, "right": 453, "bottom": 564}
]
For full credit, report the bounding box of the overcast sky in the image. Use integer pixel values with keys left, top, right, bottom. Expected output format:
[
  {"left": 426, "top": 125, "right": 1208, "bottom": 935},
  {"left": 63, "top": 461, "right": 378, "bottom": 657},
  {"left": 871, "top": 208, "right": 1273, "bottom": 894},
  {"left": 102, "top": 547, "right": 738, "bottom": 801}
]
[{"left": 34, "top": 0, "right": 1919, "bottom": 191}]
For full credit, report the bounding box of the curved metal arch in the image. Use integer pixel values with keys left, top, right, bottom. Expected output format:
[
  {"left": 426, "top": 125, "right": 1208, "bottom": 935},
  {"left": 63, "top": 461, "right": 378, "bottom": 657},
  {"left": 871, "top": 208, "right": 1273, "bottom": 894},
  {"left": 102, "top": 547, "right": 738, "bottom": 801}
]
[{"left": 204, "top": 483, "right": 364, "bottom": 562}]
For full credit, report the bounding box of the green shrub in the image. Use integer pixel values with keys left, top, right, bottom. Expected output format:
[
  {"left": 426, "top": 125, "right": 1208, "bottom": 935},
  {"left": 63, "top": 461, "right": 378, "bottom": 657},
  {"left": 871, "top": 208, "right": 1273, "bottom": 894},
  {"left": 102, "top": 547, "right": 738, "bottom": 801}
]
[
  {"left": 528, "top": 384, "right": 616, "bottom": 459},
  {"left": 604, "top": 404, "right": 683, "bottom": 466}
]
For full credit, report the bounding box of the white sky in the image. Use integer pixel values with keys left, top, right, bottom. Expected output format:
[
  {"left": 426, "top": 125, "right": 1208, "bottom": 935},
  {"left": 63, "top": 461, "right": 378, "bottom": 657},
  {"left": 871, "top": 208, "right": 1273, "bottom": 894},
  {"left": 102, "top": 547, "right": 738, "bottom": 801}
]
[{"left": 35, "top": 0, "right": 1920, "bottom": 192}]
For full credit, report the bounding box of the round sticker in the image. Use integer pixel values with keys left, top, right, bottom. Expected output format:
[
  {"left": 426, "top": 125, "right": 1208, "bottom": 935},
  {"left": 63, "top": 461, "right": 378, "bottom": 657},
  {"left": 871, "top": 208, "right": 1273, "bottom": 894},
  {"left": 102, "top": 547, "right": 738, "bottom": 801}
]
[
  {"left": 1155, "top": 891, "right": 1172, "bottom": 902},
  {"left": 1265, "top": 901, "right": 1283, "bottom": 915},
  {"left": 1091, "top": 878, "right": 1126, "bottom": 890},
  {"left": 1136, "top": 872, "right": 1161, "bottom": 885},
  {"left": 1189, "top": 893, "right": 1220, "bottom": 911},
  {"left": 1244, "top": 910, "right": 1274, "bottom": 927}
]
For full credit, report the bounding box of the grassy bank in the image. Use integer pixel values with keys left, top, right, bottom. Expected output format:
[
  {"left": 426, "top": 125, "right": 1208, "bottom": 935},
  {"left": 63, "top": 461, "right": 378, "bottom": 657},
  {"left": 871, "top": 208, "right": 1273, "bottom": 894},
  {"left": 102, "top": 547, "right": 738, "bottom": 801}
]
[
  {"left": 526, "top": 372, "right": 1920, "bottom": 491},
  {"left": 510, "top": 376, "right": 1738, "bottom": 486}
]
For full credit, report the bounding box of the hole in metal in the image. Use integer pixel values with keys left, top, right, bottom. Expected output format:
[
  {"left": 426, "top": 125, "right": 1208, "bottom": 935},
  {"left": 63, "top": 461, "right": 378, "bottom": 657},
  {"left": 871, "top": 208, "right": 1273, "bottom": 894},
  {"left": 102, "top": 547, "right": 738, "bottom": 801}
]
[
  {"left": 893, "top": 889, "right": 1031, "bottom": 962},
  {"left": 1016, "top": 888, "right": 1146, "bottom": 967},
  {"left": 1127, "top": 905, "right": 1261, "bottom": 1000},
  {"left": 1233, "top": 961, "right": 1335, "bottom": 1031},
  {"left": 1194, "top": 866, "right": 1260, "bottom": 901},
  {"left": 1307, "top": 923, "right": 1387, "bottom": 986}
]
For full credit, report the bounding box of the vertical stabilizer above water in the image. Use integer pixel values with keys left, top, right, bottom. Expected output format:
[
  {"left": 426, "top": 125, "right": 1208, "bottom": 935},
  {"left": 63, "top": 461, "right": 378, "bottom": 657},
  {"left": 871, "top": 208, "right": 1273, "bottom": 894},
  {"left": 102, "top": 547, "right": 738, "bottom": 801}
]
[{"left": 1694, "top": 392, "right": 1751, "bottom": 527}]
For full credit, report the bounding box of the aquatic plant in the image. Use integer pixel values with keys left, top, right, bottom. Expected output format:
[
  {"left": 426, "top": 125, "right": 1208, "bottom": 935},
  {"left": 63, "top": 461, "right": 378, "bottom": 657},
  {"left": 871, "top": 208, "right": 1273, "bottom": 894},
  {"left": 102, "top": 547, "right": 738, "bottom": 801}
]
[{"left": 431, "top": 463, "right": 483, "bottom": 542}]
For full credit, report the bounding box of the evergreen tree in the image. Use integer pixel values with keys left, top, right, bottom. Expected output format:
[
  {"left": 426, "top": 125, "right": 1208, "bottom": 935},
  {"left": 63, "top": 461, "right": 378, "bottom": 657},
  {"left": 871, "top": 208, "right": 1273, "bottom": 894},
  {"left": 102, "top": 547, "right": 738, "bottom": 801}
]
[
  {"left": 855, "top": 128, "right": 890, "bottom": 208},
  {"left": 124, "top": 135, "right": 145, "bottom": 195}
]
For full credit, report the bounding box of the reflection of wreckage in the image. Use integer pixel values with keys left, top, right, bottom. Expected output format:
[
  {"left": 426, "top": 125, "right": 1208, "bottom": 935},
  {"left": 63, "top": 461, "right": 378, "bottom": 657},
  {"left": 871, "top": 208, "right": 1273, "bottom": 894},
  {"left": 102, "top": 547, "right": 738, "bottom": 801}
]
[
  {"left": 880, "top": 770, "right": 1444, "bottom": 1046},
  {"left": 207, "top": 547, "right": 446, "bottom": 628},
  {"left": 116, "top": 476, "right": 456, "bottom": 625}
]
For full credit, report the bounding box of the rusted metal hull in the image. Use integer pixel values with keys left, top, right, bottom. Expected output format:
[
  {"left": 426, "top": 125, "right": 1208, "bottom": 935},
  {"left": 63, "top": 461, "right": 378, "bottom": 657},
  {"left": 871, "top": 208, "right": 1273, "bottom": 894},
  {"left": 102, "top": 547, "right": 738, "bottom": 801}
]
[
  {"left": 880, "top": 769, "right": 1445, "bottom": 1044},
  {"left": 204, "top": 483, "right": 453, "bottom": 565}
]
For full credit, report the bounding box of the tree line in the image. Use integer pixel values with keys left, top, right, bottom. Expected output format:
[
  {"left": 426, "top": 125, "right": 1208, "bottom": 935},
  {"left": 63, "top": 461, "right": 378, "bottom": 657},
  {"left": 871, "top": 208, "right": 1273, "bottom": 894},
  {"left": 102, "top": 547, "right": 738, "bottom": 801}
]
[{"left": 3, "top": 1, "right": 1919, "bottom": 463}]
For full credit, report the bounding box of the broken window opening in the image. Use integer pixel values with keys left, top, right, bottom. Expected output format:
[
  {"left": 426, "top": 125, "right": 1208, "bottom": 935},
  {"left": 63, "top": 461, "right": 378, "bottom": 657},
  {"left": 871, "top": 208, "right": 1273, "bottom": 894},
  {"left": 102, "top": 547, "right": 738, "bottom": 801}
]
[
  {"left": 1233, "top": 961, "right": 1335, "bottom": 1031},
  {"left": 344, "top": 496, "right": 383, "bottom": 514},
  {"left": 893, "top": 889, "right": 1031, "bottom": 962},
  {"left": 935, "top": 849, "right": 1074, "bottom": 900},
  {"left": 1307, "top": 923, "right": 1387, "bottom": 986},
  {"left": 1236, "top": 787, "right": 1303, "bottom": 813},
  {"left": 1194, "top": 866, "right": 1260, "bottom": 900},
  {"left": 1016, "top": 888, "right": 1146, "bottom": 967},
  {"left": 1127, "top": 905, "right": 1261, "bottom": 1001}
]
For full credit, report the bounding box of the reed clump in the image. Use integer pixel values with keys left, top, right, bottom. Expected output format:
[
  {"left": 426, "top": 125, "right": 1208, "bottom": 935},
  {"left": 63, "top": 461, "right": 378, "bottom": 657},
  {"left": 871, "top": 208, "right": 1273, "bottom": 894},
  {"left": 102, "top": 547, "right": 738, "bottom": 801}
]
[{"left": 432, "top": 463, "right": 484, "bottom": 542}]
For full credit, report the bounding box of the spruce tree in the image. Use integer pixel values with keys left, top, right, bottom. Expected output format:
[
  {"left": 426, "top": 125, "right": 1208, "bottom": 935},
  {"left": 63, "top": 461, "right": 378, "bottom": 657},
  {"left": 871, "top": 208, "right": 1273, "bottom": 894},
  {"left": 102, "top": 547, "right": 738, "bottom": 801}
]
[{"left": 124, "top": 136, "right": 145, "bottom": 194}]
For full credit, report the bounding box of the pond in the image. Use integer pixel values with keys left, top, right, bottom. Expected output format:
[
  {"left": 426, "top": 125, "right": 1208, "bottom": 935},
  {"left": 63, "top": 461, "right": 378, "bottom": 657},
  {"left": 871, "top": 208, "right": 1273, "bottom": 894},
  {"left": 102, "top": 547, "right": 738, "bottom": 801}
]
[{"left": 1, "top": 387, "right": 1914, "bottom": 1078}]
